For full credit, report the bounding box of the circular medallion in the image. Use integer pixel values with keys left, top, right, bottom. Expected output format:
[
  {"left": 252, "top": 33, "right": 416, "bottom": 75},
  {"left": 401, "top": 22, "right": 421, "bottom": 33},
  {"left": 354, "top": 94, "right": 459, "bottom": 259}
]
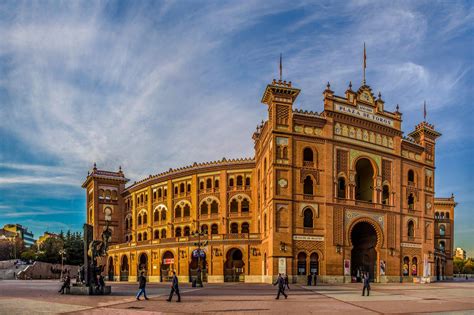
[{"left": 278, "top": 178, "right": 288, "bottom": 188}]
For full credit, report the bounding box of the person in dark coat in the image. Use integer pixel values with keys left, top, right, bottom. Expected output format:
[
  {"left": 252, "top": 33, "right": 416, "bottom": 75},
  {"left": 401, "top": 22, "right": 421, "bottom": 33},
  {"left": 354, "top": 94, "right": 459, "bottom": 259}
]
[
  {"left": 274, "top": 273, "right": 287, "bottom": 299},
  {"left": 167, "top": 271, "right": 181, "bottom": 302},
  {"left": 58, "top": 275, "right": 71, "bottom": 294},
  {"left": 307, "top": 273, "right": 312, "bottom": 286},
  {"left": 313, "top": 273, "right": 317, "bottom": 286},
  {"left": 136, "top": 272, "right": 149, "bottom": 300},
  {"left": 362, "top": 272, "right": 370, "bottom": 296},
  {"left": 284, "top": 274, "right": 290, "bottom": 290}
]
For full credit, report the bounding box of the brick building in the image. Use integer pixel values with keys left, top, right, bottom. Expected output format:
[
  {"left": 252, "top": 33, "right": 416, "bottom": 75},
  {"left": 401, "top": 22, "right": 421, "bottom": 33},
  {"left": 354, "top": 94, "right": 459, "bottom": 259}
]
[{"left": 83, "top": 75, "right": 456, "bottom": 284}]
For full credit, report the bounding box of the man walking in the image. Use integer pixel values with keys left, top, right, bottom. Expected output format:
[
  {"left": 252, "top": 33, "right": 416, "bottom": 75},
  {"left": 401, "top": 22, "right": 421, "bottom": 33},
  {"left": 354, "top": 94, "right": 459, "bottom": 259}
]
[
  {"left": 362, "top": 272, "right": 370, "bottom": 296},
  {"left": 167, "top": 271, "right": 181, "bottom": 302},
  {"left": 274, "top": 273, "right": 287, "bottom": 300},
  {"left": 284, "top": 274, "right": 290, "bottom": 290},
  {"left": 136, "top": 272, "right": 149, "bottom": 300}
]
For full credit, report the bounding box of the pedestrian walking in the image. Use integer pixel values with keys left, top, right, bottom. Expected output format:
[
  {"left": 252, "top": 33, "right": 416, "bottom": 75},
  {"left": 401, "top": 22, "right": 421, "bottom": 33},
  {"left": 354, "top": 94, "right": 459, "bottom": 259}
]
[
  {"left": 167, "top": 271, "right": 181, "bottom": 302},
  {"left": 136, "top": 272, "right": 149, "bottom": 300},
  {"left": 274, "top": 273, "right": 287, "bottom": 300},
  {"left": 362, "top": 272, "right": 370, "bottom": 296},
  {"left": 284, "top": 274, "right": 290, "bottom": 290}
]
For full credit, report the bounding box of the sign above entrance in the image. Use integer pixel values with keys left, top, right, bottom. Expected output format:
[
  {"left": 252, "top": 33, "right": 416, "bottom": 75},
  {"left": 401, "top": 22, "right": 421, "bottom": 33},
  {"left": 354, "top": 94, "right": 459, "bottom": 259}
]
[
  {"left": 401, "top": 242, "right": 422, "bottom": 249},
  {"left": 163, "top": 258, "right": 174, "bottom": 264},
  {"left": 335, "top": 103, "right": 394, "bottom": 127},
  {"left": 293, "top": 235, "right": 324, "bottom": 241}
]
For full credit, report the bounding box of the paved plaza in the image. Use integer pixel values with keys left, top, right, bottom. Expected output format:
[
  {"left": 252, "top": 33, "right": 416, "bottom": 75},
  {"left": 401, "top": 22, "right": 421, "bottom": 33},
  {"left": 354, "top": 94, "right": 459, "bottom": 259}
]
[{"left": 0, "top": 280, "right": 473, "bottom": 314}]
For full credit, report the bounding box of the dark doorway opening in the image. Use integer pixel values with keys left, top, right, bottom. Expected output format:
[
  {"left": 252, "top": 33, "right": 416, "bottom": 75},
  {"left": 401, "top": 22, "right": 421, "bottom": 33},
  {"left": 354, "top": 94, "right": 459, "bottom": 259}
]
[
  {"left": 224, "top": 248, "right": 244, "bottom": 282},
  {"left": 120, "top": 255, "right": 129, "bottom": 282},
  {"left": 108, "top": 256, "right": 114, "bottom": 281},
  {"left": 351, "top": 221, "right": 377, "bottom": 282}
]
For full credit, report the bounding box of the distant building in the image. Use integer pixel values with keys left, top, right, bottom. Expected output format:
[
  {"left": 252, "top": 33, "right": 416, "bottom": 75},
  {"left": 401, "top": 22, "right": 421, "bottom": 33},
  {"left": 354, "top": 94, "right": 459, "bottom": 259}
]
[
  {"left": 0, "top": 228, "right": 18, "bottom": 241},
  {"left": 3, "top": 224, "right": 35, "bottom": 247},
  {"left": 455, "top": 247, "right": 466, "bottom": 260},
  {"left": 36, "top": 232, "right": 60, "bottom": 248}
]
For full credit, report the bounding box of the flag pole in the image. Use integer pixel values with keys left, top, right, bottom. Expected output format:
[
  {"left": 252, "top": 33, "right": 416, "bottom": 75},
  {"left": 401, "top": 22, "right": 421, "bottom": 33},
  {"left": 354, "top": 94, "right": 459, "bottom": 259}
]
[{"left": 363, "top": 42, "right": 366, "bottom": 85}]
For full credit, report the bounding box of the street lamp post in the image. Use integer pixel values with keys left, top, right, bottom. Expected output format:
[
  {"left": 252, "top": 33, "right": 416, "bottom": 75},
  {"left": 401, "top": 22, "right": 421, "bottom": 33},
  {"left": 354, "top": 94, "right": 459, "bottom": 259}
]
[
  {"left": 192, "top": 225, "right": 208, "bottom": 287},
  {"left": 59, "top": 249, "right": 66, "bottom": 280}
]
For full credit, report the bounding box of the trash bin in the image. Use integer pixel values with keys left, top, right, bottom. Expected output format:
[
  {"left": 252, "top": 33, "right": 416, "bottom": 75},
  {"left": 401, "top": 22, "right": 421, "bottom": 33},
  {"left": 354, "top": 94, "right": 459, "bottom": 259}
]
[{"left": 192, "top": 279, "right": 196, "bottom": 287}]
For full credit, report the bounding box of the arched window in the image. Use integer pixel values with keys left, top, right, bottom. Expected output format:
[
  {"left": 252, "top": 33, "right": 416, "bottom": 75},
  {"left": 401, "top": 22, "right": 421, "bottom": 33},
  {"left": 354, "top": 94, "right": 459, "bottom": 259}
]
[
  {"left": 382, "top": 185, "right": 390, "bottom": 205},
  {"left": 161, "top": 229, "right": 166, "bottom": 238},
  {"left": 337, "top": 177, "right": 346, "bottom": 198},
  {"left": 241, "top": 199, "right": 250, "bottom": 213},
  {"left": 184, "top": 226, "right": 190, "bottom": 236},
  {"left": 154, "top": 230, "right": 159, "bottom": 239},
  {"left": 180, "top": 183, "right": 185, "bottom": 193},
  {"left": 138, "top": 214, "right": 142, "bottom": 225},
  {"left": 439, "top": 241, "right": 445, "bottom": 251},
  {"left": 154, "top": 211, "right": 159, "bottom": 222},
  {"left": 439, "top": 225, "right": 445, "bottom": 236},
  {"left": 211, "top": 224, "right": 218, "bottom": 235},
  {"left": 408, "top": 170, "right": 415, "bottom": 183},
  {"left": 200, "top": 202, "right": 208, "bottom": 215},
  {"left": 99, "top": 189, "right": 105, "bottom": 199},
  {"left": 143, "top": 213, "right": 147, "bottom": 224},
  {"left": 435, "top": 212, "right": 439, "bottom": 219},
  {"left": 230, "top": 199, "right": 238, "bottom": 213},
  {"left": 237, "top": 175, "right": 243, "bottom": 186},
  {"left": 230, "top": 222, "right": 239, "bottom": 233},
  {"left": 408, "top": 220, "right": 415, "bottom": 238},
  {"left": 210, "top": 200, "right": 218, "bottom": 214},
  {"left": 201, "top": 224, "right": 208, "bottom": 234},
  {"left": 143, "top": 232, "right": 147, "bottom": 240},
  {"left": 138, "top": 233, "right": 142, "bottom": 241},
  {"left": 303, "top": 148, "right": 314, "bottom": 163},
  {"left": 241, "top": 222, "right": 249, "bottom": 233},
  {"left": 174, "top": 186, "right": 178, "bottom": 195},
  {"left": 158, "top": 188, "right": 162, "bottom": 198},
  {"left": 206, "top": 178, "right": 212, "bottom": 189},
  {"left": 245, "top": 177, "right": 250, "bottom": 186},
  {"left": 411, "top": 257, "right": 418, "bottom": 276},
  {"left": 175, "top": 227, "right": 182, "bottom": 237},
  {"left": 215, "top": 179, "right": 219, "bottom": 188},
  {"left": 303, "top": 176, "right": 313, "bottom": 195},
  {"left": 446, "top": 212, "right": 450, "bottom": 219},
  {"left": 200, "top": 181, "right": 204, "bottom": 190},
  {"left": 161, "top": 210, "right": 166, "bottom": 221},
  {"left": 175, "top": 206, "right": 182, "bottom": 218},
  {"left": 303, "top": 208, "right": 313, "bottom": 228},
  {"left": 183, "top": 204, "right": 190, "bottom": 217},
  {"left": 297, "top": 252, "right": 307, "bottom": 275},
  {"left": 408, "top": 193, "right": 415, "bottom": 210},
  {"left": 187, "top": 183, "right": 191, "bottom": 192},
  {"left": 403, "top": 256, "right": 410, "bottom": 276},
  {"left": 229, "top": 178, "right": 234, "bottom": 187},
  {"left": 355, "top": 158, "right": 374, "bottom": 202},
  {"left": 105, "top": 190, "right": 111, "bottom": 200},
  {"left": 164, "top": 188, "right": 167, "bottom": 197},
  {"left": 153, "top": 191, "right": 156, "bottom": 200}
]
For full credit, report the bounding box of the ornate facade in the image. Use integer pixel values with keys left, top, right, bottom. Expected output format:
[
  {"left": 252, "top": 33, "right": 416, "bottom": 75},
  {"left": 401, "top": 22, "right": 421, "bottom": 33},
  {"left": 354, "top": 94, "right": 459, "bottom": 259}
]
[{"left": 82, "top": 76, "right": 456, "bottom": 284}]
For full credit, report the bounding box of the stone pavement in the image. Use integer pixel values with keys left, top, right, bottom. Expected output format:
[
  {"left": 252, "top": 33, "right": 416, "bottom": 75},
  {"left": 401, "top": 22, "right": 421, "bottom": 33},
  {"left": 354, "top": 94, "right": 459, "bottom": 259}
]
[{"left": 0, "top": 280, "right": 473, "bottom": 314}]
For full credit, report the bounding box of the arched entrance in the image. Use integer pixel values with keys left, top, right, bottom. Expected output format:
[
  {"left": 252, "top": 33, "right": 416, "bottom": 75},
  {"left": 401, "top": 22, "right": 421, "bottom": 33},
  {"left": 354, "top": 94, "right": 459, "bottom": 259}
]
[
  {"left": 108, "top": 256, "right": 114, "bottom": 281},
  {"left": 224, "top": 248, "right": 244, "bottom": 282},
  {"left": 189, "top": 249, "right": 208, "bottom": 283},
  {"left": 351, "top": 221, "right": 377, "bottom": 281},
  {"left": 310, "top": 253, "right": 319, "bottom": 275},
  {"left": 161, "top": 251, "right": 175, "bottom": 282},
  {"left": 120, "top": 255, "right": 129, "bottom": 282},
  {"left": 355, "top": 158, "right": 375, "bottom": 202},
  {"left": 138, "top": 253, "right": 148, "bottom": 280}
]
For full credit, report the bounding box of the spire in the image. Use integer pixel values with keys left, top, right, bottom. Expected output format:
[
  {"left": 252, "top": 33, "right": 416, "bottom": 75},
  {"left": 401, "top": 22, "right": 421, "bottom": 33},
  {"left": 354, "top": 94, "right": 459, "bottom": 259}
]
[
  {"left": 363, "top": 42, "right": 367, "bottom": 85},
  {"left": 423, "top": 100, "right": 427, "bottom": 121},
  {"left": 279, "top": 53, "right": 282, "bottom": 81}
]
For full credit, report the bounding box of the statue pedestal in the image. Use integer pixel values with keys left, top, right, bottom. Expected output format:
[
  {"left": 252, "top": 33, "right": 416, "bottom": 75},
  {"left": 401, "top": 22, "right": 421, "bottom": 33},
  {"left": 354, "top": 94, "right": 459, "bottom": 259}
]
[{"left": 69, "top": 283, "right": 111, "bottom": 295}]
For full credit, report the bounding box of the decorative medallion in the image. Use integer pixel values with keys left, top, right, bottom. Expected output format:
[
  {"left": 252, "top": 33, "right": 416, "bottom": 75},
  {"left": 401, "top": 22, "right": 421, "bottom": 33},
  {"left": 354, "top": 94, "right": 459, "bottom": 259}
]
[{"left": 278, "top": 178, "right": 288, "bottom": 188}]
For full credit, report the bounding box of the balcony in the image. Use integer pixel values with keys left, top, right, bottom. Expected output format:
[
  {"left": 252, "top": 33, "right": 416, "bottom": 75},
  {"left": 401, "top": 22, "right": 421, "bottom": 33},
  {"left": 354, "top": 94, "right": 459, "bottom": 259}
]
[
  {"left": 303, "top": 194, "right": 314, "bottom": 200},
  {"left": 303, "top": 161, "right": 315, "bottom": 168}
]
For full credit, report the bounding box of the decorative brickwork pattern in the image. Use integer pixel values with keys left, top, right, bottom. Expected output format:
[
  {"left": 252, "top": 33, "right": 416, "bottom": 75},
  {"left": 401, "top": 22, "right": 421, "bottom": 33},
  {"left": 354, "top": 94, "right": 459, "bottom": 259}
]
[
  {"left": 387, "top": 214, "right": 396, "bottom": 248},
  {"left": 402, "top": 247, "right": 421, "bottom": 258},
  {"left": 333, "top": 207, "right": 343, "bottom": 245},
  {"left": 276, "top": 105, "right": 289, "bottom": 125},
  {"left": 382, "top": 159, "right": 391, "bottom": 182},
  {"left": 336, "top": 149, "right": 348, "bottom": 174},
  {"left": 294, "top": 240, "right": 325, "bottom": 259}
]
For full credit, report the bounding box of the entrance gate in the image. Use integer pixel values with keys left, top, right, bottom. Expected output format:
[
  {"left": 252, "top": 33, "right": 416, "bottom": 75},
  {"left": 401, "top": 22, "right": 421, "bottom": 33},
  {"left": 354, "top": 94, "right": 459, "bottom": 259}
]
[{"left": 351, "top": 221, "right": 377, "bottom": 281}]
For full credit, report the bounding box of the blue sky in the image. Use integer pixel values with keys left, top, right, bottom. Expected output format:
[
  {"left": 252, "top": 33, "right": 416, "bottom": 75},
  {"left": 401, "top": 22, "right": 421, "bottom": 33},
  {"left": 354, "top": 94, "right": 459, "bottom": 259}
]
[{"left": 0, "top": 1, "right": 473, "bottom": 255}]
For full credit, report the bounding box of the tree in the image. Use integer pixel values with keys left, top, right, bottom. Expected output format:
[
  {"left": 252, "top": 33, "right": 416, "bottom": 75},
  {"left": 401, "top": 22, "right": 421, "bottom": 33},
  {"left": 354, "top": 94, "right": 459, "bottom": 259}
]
[
  {"left": 37, "top": 237, "right": 64, "bottom": 264},
  {"left": 454, "top": 257, "right": 465, "bottom": 274}
]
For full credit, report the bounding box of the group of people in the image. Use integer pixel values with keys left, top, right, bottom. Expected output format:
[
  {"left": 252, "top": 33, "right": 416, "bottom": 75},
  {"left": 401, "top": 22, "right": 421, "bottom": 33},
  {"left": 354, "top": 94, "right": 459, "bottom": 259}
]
[
  {"left": 307, "top": 273, "right": 318, "bottom": 286},
  {"left": 136, "top": 271, "right": 181, "bottom": 302}
]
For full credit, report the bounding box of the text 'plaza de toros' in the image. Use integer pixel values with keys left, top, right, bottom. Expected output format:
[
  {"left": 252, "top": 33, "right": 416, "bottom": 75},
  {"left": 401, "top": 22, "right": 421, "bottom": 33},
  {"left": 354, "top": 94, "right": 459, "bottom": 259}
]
[{"left": 82, "top": 72, "right": 456, "bottom": 284}]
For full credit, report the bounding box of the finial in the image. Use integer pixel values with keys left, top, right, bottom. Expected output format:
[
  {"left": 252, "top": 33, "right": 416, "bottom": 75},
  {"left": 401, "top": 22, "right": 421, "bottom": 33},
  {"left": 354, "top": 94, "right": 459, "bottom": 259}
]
[
  {"left": 119, "top": 165, "right": 122, "bottom": 172},
  {"left": 327, "top": 81, "right": 330, "bottom": 89},
  {"left": 378, "top": 91, "right": 382, "bottom": 99},
  {"left": 349, "top": 81, "right": 352, "bottom": 90},
  {"left": 93, "top": 162, "right": 97, "bottom": 170},
  {"left": 451, "top": 193, "right": 454, "bottom": 198},
  {"left": 396, "top": 104, "right": 399, "bottom": 112}
]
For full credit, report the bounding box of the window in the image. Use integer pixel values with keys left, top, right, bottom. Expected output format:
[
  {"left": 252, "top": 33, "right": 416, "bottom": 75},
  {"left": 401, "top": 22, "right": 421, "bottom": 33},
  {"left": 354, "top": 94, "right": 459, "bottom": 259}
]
[
  {"left": 241, "top": 199, "right": 250, "bottom": 213},
  {"left": 143, "top": 232, "right": 147, "bottom": 240},
  {"left": 201, "top": 202, "right": 208, "bottom": 215},
  {"left": 439, "top": 241, "right": 445, "bottom": 251},
  {"left": 183, "top": 204, "right": 190, "bottom": 217},
  {"left": 382, "top": 185, "right": 390, "bottom": 205},
  {"left": 303, "top": 208, "right": 313, "bottom": 228},
  {"left": 211, "top": 200, "right": 218, "bottom": 214},
  {"left": 154, "top": 211, "right": 159, "bottom": 222},
  {"left": 138, "top": 233, "right": 142, "bottom": 241},
  {"left": 303, "top": 176, "right": 313, "bottom": 195},
  {"left": 175, "top": 206, "right": 182, "bottom": 218},
  {"left": 175, "top": 227, "right": 182, "bottom": 237},
  {"left": 200, "top": 181, "right": 204, "bottom": 190},
  {"left": 245, "top": 177, "right": 250, "bottom": 186},
  {"left": 229, "top": 178, "right": 234, "bottom": 187},
  {"left": 211, "top": 224, "right": 218, "bottom": 235},
  {"left": 439, "top": 225, "right": 445, "bottom": 236},
  {"left": 180, "top": 183, "right": 185, "bottom": 193},
  {"left": 408, "top": 220, "right": 415, "bottom": 238},
  {"left": 297, "top": 252, "right": 307, "bottom": 275},
  {"left": 125, "top": 235, "right": 128, "bottom": 242},
  {"left": 446, "top": 212, "right": 450, "bottom": 219},
  {"left": 187, "top": 183, "right": 191, "bottom": 192},
  {"left": 143, "top": 213, "right": 147, "bottom": 224},
  {"left": 154, "top": 230, "right": 159, "bottom": 239},
  {"left": 408, "top": 193, "right": 415, "bottom": 210},
  {"left": 337, "top": 177, "right": 346, "bottom": 198},
  {"left": 184, "top": 226, "right": 190, "bottom": 236},
  {"left": 408, "top": 170, "right": 415, "bottom": 183},
  {"left": 237, "top": 176, "right": 243, "bottom": 186},
  {"left": 230, "top": 199, "right": 238, "bottom": 213},
  {"left": 215, "top": 179, "right": 219, "bottom": 188},
  {"left": 125, "top": 218, "right": 129, "bottom": 230},
  {"left": 303, "top": 148, "right": 314, "bottom": 163},
  {"left": 161, "top": 210, "right": 166, "bottom": 221},
  {"left": 230, "top": 223, "right": 239, "bottom": 233},
  {"left": 164, "top": 188, "right": 167, "bottom": 197},
  {"left": 201, "top": 224, "right": 208, "bottom": 234},
  {"left": 435, "top": 212, "right": 439, "bottom": 219},
  {"left": 138, "top": 215, "right": 142, "bottom": 225},
  {"left": 355, "top": 158, "right": 374, "bottom": 202},
  {"left": 206, "top": 178, "right": 212, "bottom": 189},
  {"left": 241, "top": 222, "right": 249, "bottom": 233},
  {"left": 411, "top": 257, "right": 418, "bottom": 276},
  {"left": 158, "top": 188, "right": 162, "bottom": 198},
  {"left": 161, "top": 229, "right": 166, "bottom": 238},
  {"left": 174, "top": 186, "right": 178, "bottom": 195}
]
